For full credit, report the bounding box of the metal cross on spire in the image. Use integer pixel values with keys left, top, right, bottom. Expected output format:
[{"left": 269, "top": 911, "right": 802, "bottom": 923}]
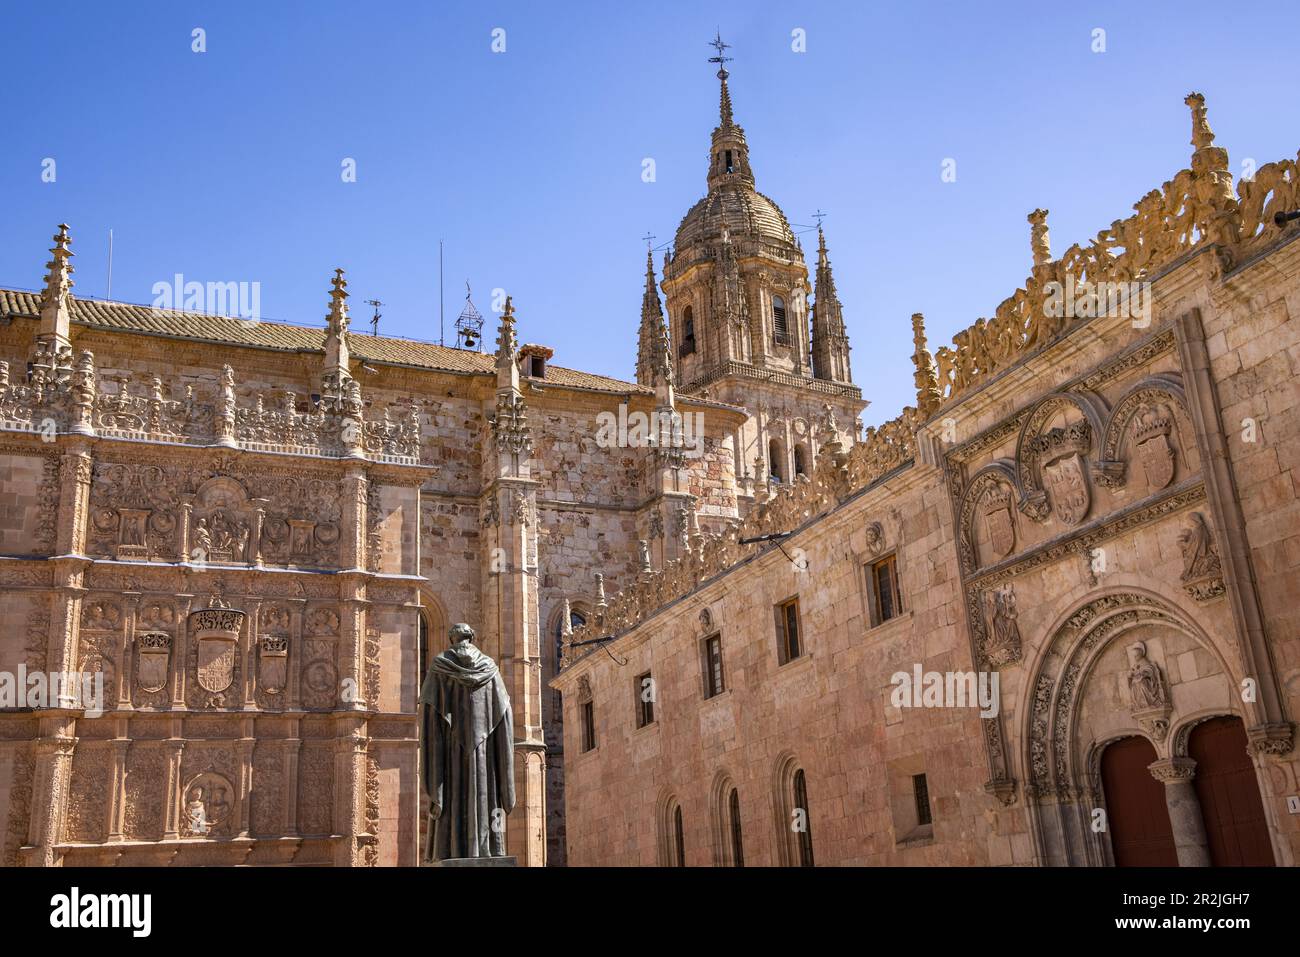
[
  {"left": 708, "top": 30, "right": 732, "bottom": 76},
  {"left": 641, "top": 231, "right": 657, "bottom": 250},
  {"left": 812, "top": 209, "right": 828, "bottom": 229}
]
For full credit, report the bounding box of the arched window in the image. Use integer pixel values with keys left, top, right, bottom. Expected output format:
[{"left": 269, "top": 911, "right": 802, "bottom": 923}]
[
  {"left": 793, "top": 444, "right": 807, "bottom": 477},
  {"left": 674, "top": 805, "right": 686, "bottom": 867},
  {"left": 774, "top": 753, "right": 814, "bottom": 866},
  {"left": 768, "top": 439, "right": 783, "bottom": 483},
  {"left": 794, "top": 769, "right": 814, "bottom": 867},
  {"left": 418, "top": 610, "right": 430, "bottom": 685},
  {"left": 772, "top": 295, "right": 789, "bottom": 344},
  {"left": 680, "top": 306, "right": 696, "bottom": 357},
  {"left": 728, "top": 788, "right": 744, "bottom": 867}
]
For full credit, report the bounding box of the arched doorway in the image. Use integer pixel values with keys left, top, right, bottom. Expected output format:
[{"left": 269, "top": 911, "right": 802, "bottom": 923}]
[
  {"left": 1188, "top": 716, "right": 1274, "bottom": 866},
  {"left": 1100, "top": 736, "right": 1177, "bottom": 866}
]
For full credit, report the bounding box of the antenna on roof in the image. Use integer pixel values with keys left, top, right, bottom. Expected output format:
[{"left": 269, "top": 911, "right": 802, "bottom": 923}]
[
  {"left": 455, "top": 282, "right": 484, "bottom": 351},
  {"left": 439, "top": 239, "right": 445, "bottom": 346},
  {"left": 106, "top": 228, "right": 113, "bottom": 300},
  {"left": 365, "top": 299, "right": 383, "bottom": 336}
]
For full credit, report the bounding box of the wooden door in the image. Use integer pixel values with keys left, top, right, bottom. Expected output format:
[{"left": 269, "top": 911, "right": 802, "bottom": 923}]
[
  {"left": 1189, "top": 716, "right": 1274, "bottom": 866},
  {"left": 1101, "top": 735, "right": 1178, "bottom": 866}
]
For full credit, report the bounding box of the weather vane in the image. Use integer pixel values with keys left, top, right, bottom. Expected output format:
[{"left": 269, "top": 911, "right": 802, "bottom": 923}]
[
  {"left": 641, "top": 231, "right": 656, "bottom": 250},
  {"left": 708, "top": 30, "right": 732, "bottom": 74},
  {"left": 813, "top": 209, "right": 827, "bottom": 228}
]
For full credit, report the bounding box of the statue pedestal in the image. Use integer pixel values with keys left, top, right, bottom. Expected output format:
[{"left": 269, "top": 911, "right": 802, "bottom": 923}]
[{"left": 422, "top": 856, "right": 518, "bottom": 868}]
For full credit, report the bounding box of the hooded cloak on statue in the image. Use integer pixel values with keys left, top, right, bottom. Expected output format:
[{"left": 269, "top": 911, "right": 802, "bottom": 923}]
[{"left": 420, "top": 623, "right": 515, "bottom": 861}]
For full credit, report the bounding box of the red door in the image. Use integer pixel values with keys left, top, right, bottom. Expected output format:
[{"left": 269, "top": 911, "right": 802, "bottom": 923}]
[
  {"left": 1188, "top": 716, "right": 1274, "bottom": 866},
  {"left": 1101, "top": 736, "right": 1178, "bottom": 866}
]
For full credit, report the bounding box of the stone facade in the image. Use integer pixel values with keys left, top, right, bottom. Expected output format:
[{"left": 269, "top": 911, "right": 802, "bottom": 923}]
[{"left": 554, "top": 93, "right": 1300, "bottom": 866}]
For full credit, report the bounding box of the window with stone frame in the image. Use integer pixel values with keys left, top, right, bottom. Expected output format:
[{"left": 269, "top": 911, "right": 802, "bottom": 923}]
[
  {"left": 728, "top": 787, "right": 744, "bottom": 867},
  {"left": 577, "top": 676, "right": 596, "bottom": 752},
  {"left": 680, "top": 306, "right": 696, "bottom": 357},
  {"left": 793, "top": 768, "right": 814, "bottom": 866},
  {"left": 634, "top": 670, "right": 655, "bottom": 728},
  {"left": 775, "top": 596, "right": 802, "bottom": 664},
  {"left": 866, "top": 552, "right": 904, "bottom": 627},
  {"left": 701, "top": 633, "right": 725, "bottom": 698},
  {"left": 772, "top": 295, "right": 790, "bottom": 345},
  {"left": 913, "top": 773, "right": 933, "bottom": 827}
]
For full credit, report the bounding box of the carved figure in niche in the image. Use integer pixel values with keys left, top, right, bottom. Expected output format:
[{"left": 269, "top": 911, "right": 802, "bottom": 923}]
[
  {"left": 1126, "top": 641, "right": 1168, "bottom": 709},
  {"left": 983, "top": 585, "right": 1022, "bottom": 666},
  {"left": 186, "top": 787, "right": 209, "bottom": 836},
  {"left": 1177, "top": 511, "right": 1225, "bottom": 601},
  {"left": 193, "top": 519, "right": 213, "bottom": 560}
]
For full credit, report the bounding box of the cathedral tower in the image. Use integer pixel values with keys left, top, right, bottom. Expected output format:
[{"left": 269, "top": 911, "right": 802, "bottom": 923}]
[{"left": 660, "top": 35, "right": 864, "bottom": 497}]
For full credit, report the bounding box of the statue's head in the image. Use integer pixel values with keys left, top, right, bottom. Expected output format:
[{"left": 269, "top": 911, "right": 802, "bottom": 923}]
[{"left": 448, "top": 622, "right": 475, "bottom": 646}]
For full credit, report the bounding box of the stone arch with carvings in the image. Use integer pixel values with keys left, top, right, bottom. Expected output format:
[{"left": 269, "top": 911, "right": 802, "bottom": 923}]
[
  {"left": 1097, "top": 373, "right": 1197, "bottom": 493},
  {"left": 1014, "top": 391, "right": 1108, "bottom": 527},
  {"left": 1019, "top": 587, "right": 1244, "bottom": 866},
  {"left": 957, "top": 459, "right": 1020, "bottom": 572}
]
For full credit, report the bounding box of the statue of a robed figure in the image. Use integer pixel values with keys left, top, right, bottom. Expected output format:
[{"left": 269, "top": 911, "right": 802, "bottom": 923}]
[{"left": 420, "top": 623, "right": 516, "bottom": 863}]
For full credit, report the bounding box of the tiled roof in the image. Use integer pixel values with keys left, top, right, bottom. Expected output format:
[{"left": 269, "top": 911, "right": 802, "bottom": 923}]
[{"left": 0, "top": 288, "right": 650, "bottom": 395}]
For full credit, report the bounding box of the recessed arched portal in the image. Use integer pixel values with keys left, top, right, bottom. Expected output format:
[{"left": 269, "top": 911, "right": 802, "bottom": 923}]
[
  {"left": 1188, "top": 716, "right": 1274, "bottom": 865},
  {"left": 1100, "top": 735, "right": 1177, "bottom": 866}
]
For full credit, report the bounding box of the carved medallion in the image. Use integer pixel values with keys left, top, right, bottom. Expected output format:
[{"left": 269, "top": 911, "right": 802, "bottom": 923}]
[
  {"left": 135, "top": 632, "right": 172, "bottom": 693},
  {"left": 183, "top": 771, "right": 235, "bottom": 838}
]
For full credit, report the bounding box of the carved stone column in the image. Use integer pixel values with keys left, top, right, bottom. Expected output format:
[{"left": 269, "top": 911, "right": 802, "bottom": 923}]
[
  {"left": 162, "top": 721, "right": 184, "bottom": 841},
  {"left": 238, "top": 716, "right": 254, "bottom": 838},
  {"left": 26, "top": 715, "right": 77, "bottom": 866},
  {"left": 332, "top": 716, "right": 368, "bottom": 866},
  {"left": 1149, "top": 757, "right": 1211, "bottom": 867},
  {"left": 107, "top": 718, "right": 129, "bottom": 842}
]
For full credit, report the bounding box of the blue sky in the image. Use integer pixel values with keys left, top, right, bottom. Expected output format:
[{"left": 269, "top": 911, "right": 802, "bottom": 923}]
[{"left": 2, "top": 1, "right": 1298, "bottom": 420}]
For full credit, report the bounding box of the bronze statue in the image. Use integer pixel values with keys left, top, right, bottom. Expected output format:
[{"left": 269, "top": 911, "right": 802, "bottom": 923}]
[{"left": 420, "top": 623, "right": 515, "bottom": 862}]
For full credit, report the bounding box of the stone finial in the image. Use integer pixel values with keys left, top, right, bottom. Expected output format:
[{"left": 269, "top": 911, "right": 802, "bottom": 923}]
[
  {"left": 636, "top": 248, "right": 673, "bottom": 390},
  {"left": 494, "top": 296, "right": 522, "bottom": 393},
  {"left": 638, "top": 539, "right": 652, "bottom": 573},
  {"left": 326, "top": 267, "right": 349, "bottom": 332},
  {"left": 38, "top": 223, "right": 75, "bottom": 346},
  {"left": 1185, "top": 92, "right": 1215, "bottom": 151},
  {"left": 911, "top": 313, "right": 942, "bottom": 418},
  {"left": 1028, "top": 209, "right": 1051, "bottom": 268},
  {"left": 560, "top": 597, "right": 573, "bottom": 638},
  {"left": 322, "top": 268, "right": 352, "bottom": 390}
]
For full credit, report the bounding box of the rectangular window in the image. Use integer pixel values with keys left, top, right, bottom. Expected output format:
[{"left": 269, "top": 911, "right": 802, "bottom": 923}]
[
  {"left": 775, "top": 597, "right": 802, "bottom": 664},
  {"left": 635, "top": 671, "right": 655, "bottom": 728},
  {"left": 913, "top": 773, "right": 932, "bottom": 827},
  {"left": 702, "top": 635, "right": 725, "bottom": 698},
  {"left": 580, "top": 700, "right": 596, "bottom": 753},
  {"left": 869, "top": 554, "right": 903, "bottom": 626}
]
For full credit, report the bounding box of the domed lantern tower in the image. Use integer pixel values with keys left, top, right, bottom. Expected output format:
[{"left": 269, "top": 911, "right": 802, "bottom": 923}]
[{"left": 660, "top": 34, "right": 864, "bottom": 495}]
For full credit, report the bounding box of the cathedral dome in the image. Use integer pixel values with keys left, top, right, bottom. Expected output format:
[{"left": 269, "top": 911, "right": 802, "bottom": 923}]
[{"left": 674, "top": 187, "right": 798, "bottom": 250}]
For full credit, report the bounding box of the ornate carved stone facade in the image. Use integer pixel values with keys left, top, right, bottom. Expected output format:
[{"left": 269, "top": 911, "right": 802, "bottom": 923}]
[{"left": 554, "top": 93, "right": 1300, "bottom": 867}]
